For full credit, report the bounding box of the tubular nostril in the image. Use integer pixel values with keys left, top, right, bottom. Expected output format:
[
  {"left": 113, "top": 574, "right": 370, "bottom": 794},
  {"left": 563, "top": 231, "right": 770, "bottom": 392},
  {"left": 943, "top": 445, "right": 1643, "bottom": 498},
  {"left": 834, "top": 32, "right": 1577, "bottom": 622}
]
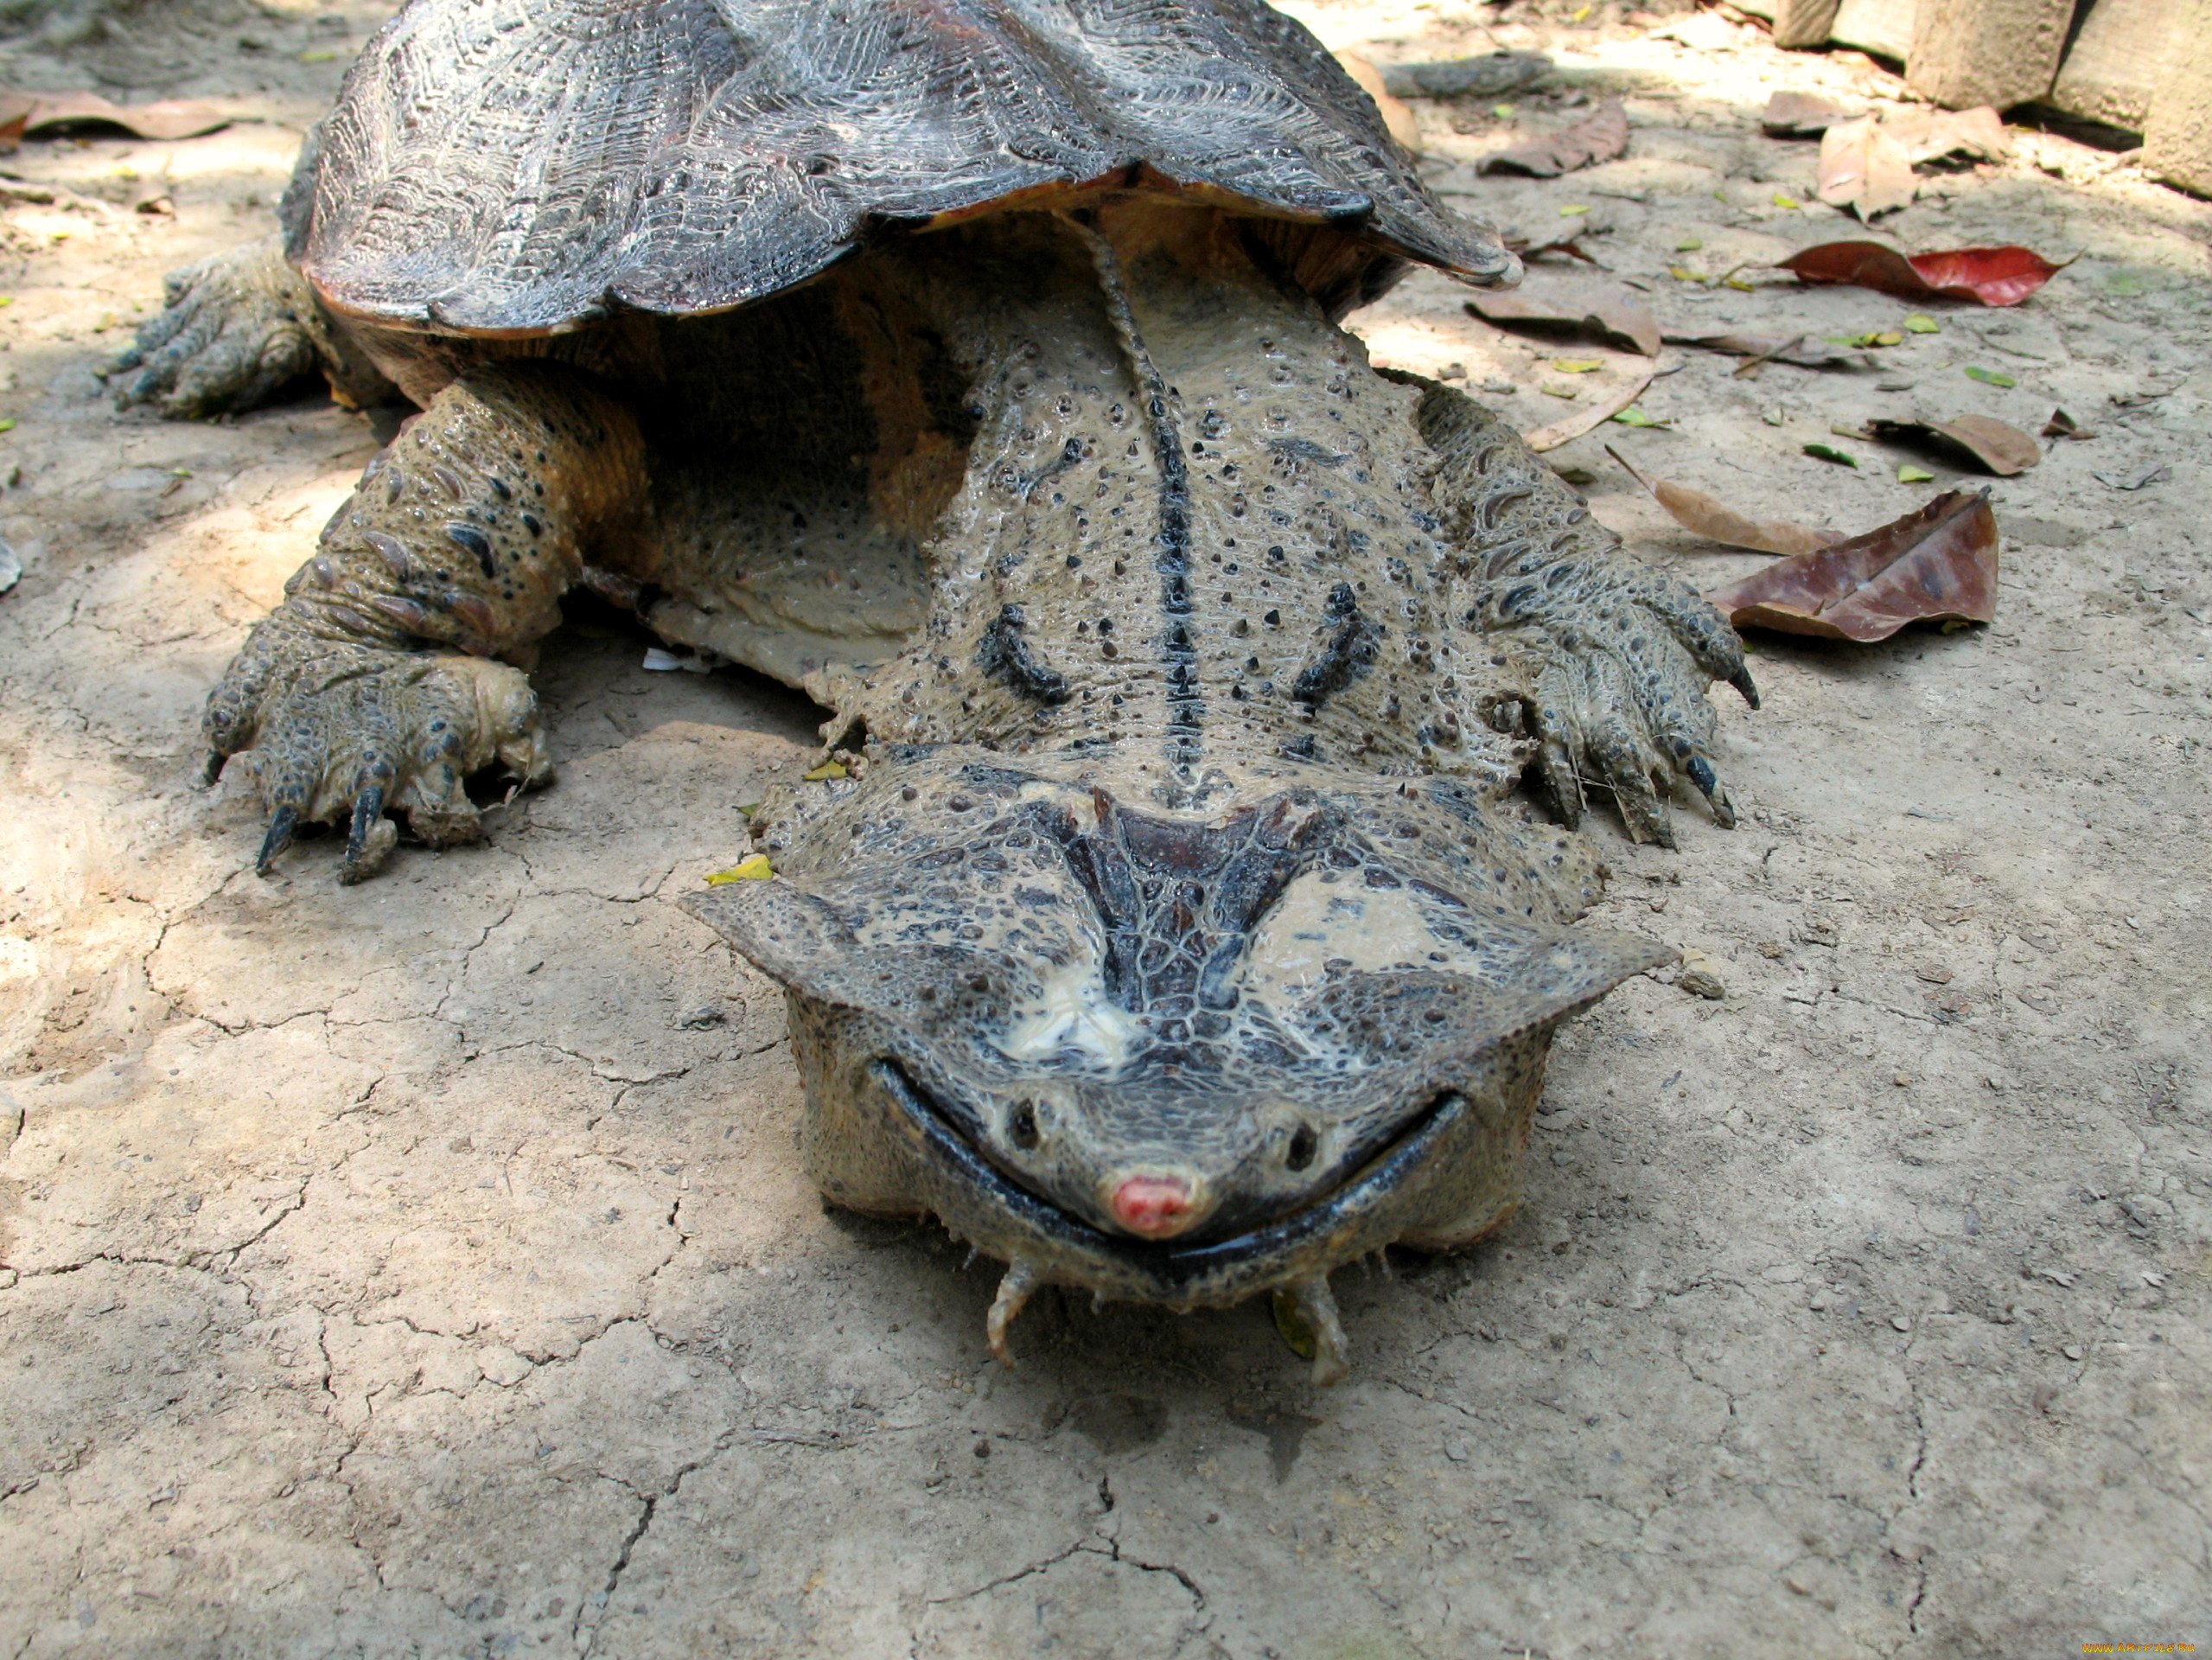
[
  {"left": 1286, "top": 1124, "right": 1318, "bottom": 1172},
  {"left": 1109, "top": 1173, "right": 1195, "bottom": 1238},
  {"left": 1009, "top": 1102, "right": 1040, "bottom": 1151}
]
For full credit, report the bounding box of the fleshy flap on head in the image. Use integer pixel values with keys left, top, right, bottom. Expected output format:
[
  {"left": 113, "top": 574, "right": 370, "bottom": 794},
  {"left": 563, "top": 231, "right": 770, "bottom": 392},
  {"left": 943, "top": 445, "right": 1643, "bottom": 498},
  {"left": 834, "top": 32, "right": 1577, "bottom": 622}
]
[{"left": 681, "top": 762, "right": 1663, "bottom": 1117}]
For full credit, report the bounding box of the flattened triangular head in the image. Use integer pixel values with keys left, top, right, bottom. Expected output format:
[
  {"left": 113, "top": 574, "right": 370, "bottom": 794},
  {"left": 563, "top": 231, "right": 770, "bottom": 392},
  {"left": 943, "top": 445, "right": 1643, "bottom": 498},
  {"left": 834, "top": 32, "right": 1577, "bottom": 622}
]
[{"left": 684, "top": 765, "right": 1661, "bottom": 1247}]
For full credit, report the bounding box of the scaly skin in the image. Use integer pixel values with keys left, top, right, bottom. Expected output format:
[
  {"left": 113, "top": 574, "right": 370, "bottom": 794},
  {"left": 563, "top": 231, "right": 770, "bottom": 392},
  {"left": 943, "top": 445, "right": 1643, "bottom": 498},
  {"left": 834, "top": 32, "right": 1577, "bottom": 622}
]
[
  {"left": 125, "top": 202, "right": 1754, "bottom": 1380},
  {"left": 108, "top": 237, "right": 392, "bottom": 418},
  {"left": 201, "top": 367, "right": 647, "bottom": 879}
]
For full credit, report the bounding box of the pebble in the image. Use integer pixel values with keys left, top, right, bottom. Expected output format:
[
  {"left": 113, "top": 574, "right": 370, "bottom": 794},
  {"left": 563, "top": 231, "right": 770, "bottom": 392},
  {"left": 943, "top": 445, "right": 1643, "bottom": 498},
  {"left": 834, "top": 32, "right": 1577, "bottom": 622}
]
[{"left": 1677, "top": 968, "right": 1724, "bottom": 999}]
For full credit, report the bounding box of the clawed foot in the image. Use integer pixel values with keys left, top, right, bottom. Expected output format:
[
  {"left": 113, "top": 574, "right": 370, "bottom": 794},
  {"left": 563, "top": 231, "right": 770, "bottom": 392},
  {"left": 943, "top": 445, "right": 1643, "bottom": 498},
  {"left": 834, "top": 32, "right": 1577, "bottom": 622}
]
[
  {"left": 206, "top": 621, "right": 551, "bottom": 883},
  {"left": 1493, "top": 564, "right": 1758, "bottom": 846},
  {"left": 108, "top": 238, "right": 325, "bottom": 418}
]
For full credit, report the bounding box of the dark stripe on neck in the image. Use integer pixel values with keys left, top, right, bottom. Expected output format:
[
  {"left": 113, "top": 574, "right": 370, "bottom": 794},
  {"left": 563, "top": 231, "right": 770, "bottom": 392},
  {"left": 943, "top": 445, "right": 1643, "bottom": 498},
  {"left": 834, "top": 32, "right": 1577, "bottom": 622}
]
[{"left": 1068, "top": 218, "right": 1202, "bottom": 776}]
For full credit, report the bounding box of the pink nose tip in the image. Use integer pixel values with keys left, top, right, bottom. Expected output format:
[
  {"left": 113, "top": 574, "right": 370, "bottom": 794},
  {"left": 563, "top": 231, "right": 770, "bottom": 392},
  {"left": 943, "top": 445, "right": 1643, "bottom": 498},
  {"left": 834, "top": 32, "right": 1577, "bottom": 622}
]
[{"left": 1109, "top": 1174, "right": 1198, "bottom": 1239}]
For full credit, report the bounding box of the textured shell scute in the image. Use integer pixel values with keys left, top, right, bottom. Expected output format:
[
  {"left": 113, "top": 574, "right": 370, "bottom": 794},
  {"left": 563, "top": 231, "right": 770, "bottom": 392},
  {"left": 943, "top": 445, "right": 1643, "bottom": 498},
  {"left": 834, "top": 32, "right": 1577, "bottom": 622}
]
[{"left": 289, "top": 0, "right": 1510, "bottom": 333}]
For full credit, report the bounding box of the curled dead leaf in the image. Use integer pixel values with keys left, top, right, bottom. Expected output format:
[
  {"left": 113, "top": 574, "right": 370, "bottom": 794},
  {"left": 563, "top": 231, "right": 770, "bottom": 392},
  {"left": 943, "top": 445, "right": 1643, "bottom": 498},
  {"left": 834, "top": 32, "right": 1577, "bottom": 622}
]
[
  {"left": 1705, "top": 489, "right": 1998, "bottom": 642},
  {"left": 1477, "top": 98, "right": 1628, "bottom": 177},
  {"left": 0, "top": 92, "right": 29, "bottom": 153},
  {"left": 1884, "top": 106, "right": 2007, "bottom": 165},
  {"left": 1816, "top": 117, "right": 1916, "bottom": 220},
  {"left": 1863, "top": 414, "right": 2040, "bottom": 476},
  {"left": 1661, "top": 330, "right": 1877, "bottom": 371},
  {"left": 0, "top": 87, "right": 230, "bottom": 142},
  {"left": 1467, "top": 282, "right": 1661, "bottom": 356},
  {"left": 1761, "top": 90, "right": 1852, "bottom": 136},
  {"left": 1506, "top": 225, "right": 1608, "bottom": 265},
  {"left": 1607, "top": 446, "right": 1842, "bottom": 556},
  {"left": 1775, "top": 242, "right": 2070, "bottom": 307}
]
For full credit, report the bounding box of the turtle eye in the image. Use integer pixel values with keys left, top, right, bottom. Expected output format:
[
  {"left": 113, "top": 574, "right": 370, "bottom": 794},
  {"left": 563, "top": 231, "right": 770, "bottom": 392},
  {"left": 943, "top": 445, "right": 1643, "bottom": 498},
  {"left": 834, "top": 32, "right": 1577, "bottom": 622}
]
[
  {"left": 1009, "top": 1102, "right": 1042, "bottom": 1151},
  {"left": 1285, "top": 1124, "right": 1318, "bottom": 1172}
]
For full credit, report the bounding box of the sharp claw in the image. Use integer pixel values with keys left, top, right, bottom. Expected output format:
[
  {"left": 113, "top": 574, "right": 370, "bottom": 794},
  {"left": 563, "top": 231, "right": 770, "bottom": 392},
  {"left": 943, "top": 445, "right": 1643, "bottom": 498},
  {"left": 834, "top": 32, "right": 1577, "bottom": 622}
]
[
  {"left": 1286, "top": 1274, "right": 1350, "bottom": 1387},
  {"left": 341, "top": 782, "right": 399, "bottom": 884},
  {"left": 1729, "top": 666, "right": 1761, "bottom": 710},
  {"left": 1535, "top": 732, "right": 1585, "bottom": 827},
  {"left": 346, "top": 783, "right": 385, "bottom": 861},
  {"left": 986, "top": 1258, "right": 1044, "bottom": 1369},
  {"left": 256, "top": 804, "right": 300, "bottom": 877},
  {"left": 1686, "top": 755, "right": 1737, "bottom": 828}
]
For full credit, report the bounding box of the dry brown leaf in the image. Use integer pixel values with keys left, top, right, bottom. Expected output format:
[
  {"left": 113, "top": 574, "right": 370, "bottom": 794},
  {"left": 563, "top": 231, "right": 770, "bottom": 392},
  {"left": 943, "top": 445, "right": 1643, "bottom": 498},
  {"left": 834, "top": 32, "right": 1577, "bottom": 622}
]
[
  {"left": 1817, "top": 117, "right": 1917, "bottom": 219},
  {"left": 1885, "top": 105, "right": 2007, "bottom": 165},
  {"left": 1863, "top": 414, "right": 2040, "bottom": 476},
  {"left": 1761, "top": 91, "right": 1852, "bottom": 135},
  {"left": 1477, "top": 98, "right": 1628, "bottom": 177},
  {"left": 1705, "top": 489, "right": 1998, "bottom": 642},
  {"left": 0, "top": 88, "right": 230, "bottom": 142},
  {"left": 1661, "top": 330, "right": 1877, "bottom": 371},
  {"left": 1507, "top": 225, "right": 1607, "bottom": 265},
  {"left": 1521, "top": 367, "right": 1655, "bottom": 452},
  {"left": 1333, "top": 53, "right": 1423, "bottom": 156},
  {"left": 0, "top": 90, "right": 30, "bottom": 153},
  {"left": 1607, "top": 447, "right": 1844, "bottom": 556},
  {"left": 1466, "top": 281, "right": 1661, "bottom": 356}
]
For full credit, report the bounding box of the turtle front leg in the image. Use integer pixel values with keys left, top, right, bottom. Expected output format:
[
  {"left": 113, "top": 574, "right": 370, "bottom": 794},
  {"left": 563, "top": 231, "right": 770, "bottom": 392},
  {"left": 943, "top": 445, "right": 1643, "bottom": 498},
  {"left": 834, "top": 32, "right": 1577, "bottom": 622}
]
[
  {"left": 109, "top": 235, "right": 392, "bottom": 418},
  {"left": 1413, "top": 381, "right": 1756, "bottom": 845},
  {"left": 207, "top": 364, "right": 647, "bottom": 881}
]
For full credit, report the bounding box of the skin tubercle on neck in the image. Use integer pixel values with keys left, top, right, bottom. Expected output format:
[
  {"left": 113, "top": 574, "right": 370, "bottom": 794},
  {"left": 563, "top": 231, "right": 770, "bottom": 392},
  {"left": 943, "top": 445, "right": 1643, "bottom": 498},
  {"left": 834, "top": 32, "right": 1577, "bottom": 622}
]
[{"left": 844, "top": 206, "right": 1520, "bottom": 795}]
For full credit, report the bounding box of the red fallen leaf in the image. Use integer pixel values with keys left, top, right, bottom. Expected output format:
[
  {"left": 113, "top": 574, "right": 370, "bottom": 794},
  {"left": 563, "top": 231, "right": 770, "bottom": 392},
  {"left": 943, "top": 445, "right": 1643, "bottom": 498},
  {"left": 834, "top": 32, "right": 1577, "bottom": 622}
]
[
  {"left": 1776, "top": 242, "right": 2069, "bottom": 307},
  {"left": 1705, "top": 489, "right": 1998, "bottom": 642},
  {"left": 1477, "top": 98, "right": 1628, "bottom": 177},
  {"left": 0, "top": 88, "right": 230, "bottom": 143}
]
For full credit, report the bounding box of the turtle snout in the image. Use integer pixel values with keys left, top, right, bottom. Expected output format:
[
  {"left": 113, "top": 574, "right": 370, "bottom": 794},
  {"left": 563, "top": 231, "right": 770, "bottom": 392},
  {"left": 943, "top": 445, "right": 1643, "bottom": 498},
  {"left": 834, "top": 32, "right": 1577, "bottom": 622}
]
[{"left": 1102, "top": 1169, "right": 1211, "bottom": 1239}]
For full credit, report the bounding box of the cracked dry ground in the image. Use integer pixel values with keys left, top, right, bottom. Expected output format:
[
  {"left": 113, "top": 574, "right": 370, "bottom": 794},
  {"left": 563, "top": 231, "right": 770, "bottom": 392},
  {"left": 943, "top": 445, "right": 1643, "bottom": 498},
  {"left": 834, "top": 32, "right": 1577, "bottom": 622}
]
[{"left": 2, "top": 3, "right": 2209, "bottom": 1656}]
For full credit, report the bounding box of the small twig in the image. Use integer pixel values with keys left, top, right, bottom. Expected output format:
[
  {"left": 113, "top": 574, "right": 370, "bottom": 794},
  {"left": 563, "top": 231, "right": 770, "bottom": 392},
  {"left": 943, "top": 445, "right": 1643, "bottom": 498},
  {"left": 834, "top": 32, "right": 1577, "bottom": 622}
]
[{"left": 1731, "top": 335, "right": 1805, "bottom": 378}]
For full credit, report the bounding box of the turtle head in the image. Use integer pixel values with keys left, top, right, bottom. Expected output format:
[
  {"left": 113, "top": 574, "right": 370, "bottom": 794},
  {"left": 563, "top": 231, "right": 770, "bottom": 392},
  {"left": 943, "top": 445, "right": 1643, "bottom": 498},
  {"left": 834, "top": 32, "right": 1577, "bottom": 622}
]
[{"left": 684, "top": 757, "right": 1660, "bottom": 1299}]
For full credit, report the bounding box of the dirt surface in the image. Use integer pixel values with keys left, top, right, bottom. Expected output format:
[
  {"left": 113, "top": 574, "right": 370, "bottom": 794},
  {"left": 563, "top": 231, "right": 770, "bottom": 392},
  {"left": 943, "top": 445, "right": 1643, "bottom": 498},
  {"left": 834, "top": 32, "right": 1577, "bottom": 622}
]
[{"left": 2, "top": 3, "right": 2208, "bottom": 1656}]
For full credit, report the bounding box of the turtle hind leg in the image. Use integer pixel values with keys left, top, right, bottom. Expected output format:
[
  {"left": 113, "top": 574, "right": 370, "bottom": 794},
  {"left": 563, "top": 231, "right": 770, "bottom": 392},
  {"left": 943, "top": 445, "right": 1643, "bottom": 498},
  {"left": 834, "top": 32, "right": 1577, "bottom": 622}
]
[{"left": 207, "top": 363, "right": 649, "bottom": 881}]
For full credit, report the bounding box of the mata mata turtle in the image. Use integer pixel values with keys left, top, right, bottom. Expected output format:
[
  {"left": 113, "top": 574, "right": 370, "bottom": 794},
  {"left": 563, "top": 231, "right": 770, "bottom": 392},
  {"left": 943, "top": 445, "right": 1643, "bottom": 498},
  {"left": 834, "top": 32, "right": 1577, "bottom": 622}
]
[{"left": 113, "top": 0, "right": 1756, "bottom": 1382}]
